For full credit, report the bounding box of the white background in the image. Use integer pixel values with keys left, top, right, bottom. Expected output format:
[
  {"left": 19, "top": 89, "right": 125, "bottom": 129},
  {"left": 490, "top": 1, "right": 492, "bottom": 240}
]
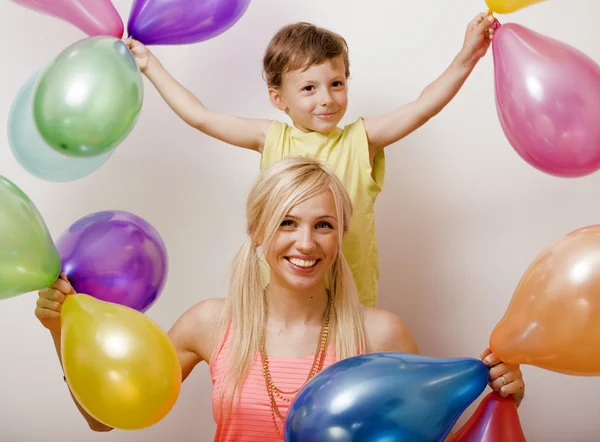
[{"left": 1, "top": 0, "right": 599, "bottom": 440}]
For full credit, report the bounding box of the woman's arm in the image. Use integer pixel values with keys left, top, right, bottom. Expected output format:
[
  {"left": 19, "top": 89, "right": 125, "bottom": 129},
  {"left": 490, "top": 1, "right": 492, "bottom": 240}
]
[
  {"left": 36, "top": 274, "right": 224, "bottom": 432},
  {"left": 167, "top": 298, "right": 226, "bottom": 381},
  {"left": 363, "top": 307, "right": 419, "bottom": 353}
]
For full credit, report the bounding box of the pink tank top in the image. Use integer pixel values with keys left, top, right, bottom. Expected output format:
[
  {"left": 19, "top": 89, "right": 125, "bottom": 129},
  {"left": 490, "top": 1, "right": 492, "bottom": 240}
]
[{"left": 210, "top": 327, "right": 336, "bottom": 441}]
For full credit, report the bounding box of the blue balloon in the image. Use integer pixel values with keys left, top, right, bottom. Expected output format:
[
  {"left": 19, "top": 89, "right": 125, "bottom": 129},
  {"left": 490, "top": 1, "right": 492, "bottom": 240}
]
[
  {"left": 7, "top": 69, "right": 113, "bottom": 183},
  {"left": 285, "top": 353, "right": 489, "bottom": 442}
]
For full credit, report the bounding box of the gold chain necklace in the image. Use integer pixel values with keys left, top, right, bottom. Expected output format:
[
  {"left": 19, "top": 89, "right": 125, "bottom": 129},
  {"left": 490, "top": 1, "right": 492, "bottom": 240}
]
[{"left": 260, "top": 291, "right": 332, "bottom": 436}]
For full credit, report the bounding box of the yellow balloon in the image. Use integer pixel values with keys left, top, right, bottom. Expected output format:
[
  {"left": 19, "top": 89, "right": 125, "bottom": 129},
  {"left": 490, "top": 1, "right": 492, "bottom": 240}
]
[
  {"left": 61, "top": 294, "right": 181, "bottom": 430},
  {"left": 485, "top": 0, "right": 546, "bottom": 14}
]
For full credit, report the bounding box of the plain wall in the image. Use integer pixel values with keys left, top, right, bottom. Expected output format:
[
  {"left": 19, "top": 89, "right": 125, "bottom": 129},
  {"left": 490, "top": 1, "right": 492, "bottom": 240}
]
[{"left": 1, "top": 0, "right": 599, "bottom": 440}]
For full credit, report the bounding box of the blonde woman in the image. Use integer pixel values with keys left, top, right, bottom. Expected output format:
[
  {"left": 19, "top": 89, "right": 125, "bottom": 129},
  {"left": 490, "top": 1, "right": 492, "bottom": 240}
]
[{"left": 35, "top": 158, "right": 525, "bottom": 441}]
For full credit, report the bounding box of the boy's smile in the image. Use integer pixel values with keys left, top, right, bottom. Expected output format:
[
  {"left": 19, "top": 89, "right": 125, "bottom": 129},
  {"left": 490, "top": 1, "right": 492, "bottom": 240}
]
[{"left": 268, "top": 55, "right": 348, "bottom": 134}]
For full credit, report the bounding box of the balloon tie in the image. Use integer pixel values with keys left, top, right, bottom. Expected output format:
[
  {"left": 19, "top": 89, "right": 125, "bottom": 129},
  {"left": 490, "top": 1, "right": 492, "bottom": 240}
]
[{"left": 487, "top": 9, "right": 502, "bottom": 29}]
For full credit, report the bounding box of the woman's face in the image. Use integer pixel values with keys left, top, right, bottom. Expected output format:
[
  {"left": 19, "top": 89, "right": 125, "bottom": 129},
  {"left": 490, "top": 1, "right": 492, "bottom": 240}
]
[{"left": 265, "top": 189, "right": 340, "bottom": 291}]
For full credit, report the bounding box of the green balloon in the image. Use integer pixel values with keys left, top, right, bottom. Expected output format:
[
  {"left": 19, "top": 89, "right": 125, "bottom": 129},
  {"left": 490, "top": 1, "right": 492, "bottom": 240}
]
[
  {"left": 33, "top": 36, "right": 144, "bottom": 158},
  {"left": 0, "top": 176, "right": 61, "bottom": 300}
]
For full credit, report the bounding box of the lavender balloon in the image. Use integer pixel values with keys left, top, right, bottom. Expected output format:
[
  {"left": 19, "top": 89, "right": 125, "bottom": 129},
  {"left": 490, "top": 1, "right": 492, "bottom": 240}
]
[
  {"left": 127, "top": 0, "right": 252, "bottom": 45},
  {"left": 493, "top": 23, "right": 600, "bottom": 178},
  {"left": 57, "top": 211, "right": 168, "bottom": 312}
]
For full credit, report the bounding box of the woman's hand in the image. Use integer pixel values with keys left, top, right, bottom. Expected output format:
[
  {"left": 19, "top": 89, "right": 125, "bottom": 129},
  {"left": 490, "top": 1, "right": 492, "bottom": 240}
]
[
  {"left": 481, "top": 347, "right": 525, "bottom": 407},
  {"left": 34, "top": 273, "right": 75, "bottom": 336}
]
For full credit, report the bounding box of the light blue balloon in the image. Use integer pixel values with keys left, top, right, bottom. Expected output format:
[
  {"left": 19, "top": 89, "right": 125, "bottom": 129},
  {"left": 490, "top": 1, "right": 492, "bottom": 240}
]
[{"left": 7, "top": 69, "right": 113, "bottom": 183}]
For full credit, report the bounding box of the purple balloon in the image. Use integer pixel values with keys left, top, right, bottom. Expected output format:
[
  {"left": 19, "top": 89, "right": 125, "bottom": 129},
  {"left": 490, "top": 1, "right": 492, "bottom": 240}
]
[
  {"left": 493, "top": 23, "right": 600, "bottom": 178},
  {"left": 57, "top": 211, "right": 168, "bottom": 312},
  {"left": 127, "top": 0, "right": 252, "bottom": 45}
]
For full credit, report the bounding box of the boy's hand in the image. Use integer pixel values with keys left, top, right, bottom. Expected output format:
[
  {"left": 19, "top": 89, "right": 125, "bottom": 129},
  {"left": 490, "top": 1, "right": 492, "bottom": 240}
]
[
  {"left": 123, "top": 38, "right": 155, "bottom": 73},
  {"left": 481, "top": 347, "right": 525, "bottom": 407},
  {"left": 459, "top": 12, "right": 497, "bottom": 65}
]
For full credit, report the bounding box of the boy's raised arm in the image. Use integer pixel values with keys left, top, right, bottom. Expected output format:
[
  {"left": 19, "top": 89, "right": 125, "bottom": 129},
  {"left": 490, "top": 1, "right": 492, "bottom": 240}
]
[
  {"left": 363, "top": 13, "right": 495, "bottom": 157},
  {"left": 126, "top": 38, "right": 272, "bottom": 153}
]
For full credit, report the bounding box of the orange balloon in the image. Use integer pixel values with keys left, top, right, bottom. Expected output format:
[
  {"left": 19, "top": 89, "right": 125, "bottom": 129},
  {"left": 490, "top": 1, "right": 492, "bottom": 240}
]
[{"left": 490, "top": 225, "right": 600, "bottom": 376}]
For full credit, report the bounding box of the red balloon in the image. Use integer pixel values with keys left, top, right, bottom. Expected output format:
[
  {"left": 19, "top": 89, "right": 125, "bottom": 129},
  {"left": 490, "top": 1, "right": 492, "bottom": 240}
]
[{"left": 450, "top": 392, "right": 526, "bottom": 441}]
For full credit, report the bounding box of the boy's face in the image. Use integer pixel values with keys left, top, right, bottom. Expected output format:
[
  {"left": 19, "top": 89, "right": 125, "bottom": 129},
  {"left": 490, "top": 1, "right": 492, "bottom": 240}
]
[{"left": 269, "top": 55, "right": 348, "bottom": 133}]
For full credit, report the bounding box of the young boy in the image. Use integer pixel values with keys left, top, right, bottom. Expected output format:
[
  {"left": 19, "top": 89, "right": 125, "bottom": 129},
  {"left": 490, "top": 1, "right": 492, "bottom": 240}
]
[{"left": 124, "top": 12, "right": 496, "bottom": 308}]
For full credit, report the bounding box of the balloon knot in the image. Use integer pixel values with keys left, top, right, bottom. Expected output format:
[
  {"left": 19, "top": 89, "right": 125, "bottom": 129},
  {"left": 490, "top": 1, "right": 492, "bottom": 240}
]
[{"left": 487, "top": 9, "right": 501, "bottom": 29}]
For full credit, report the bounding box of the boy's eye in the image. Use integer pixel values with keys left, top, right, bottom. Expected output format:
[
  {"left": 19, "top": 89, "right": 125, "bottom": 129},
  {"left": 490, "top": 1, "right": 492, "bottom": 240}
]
[
  {"left": 332, "top": 81, "right": 344, "bottom": 88},
  {"left": 302, "top": 85, "right": 314, "bottom": 92}
]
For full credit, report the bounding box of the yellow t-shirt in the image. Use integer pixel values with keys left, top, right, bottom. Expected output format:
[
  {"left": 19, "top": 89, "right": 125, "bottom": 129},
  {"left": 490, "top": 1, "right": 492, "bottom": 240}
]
[{"left": 260, "top": 117, "right": 385, "bottom": 307}]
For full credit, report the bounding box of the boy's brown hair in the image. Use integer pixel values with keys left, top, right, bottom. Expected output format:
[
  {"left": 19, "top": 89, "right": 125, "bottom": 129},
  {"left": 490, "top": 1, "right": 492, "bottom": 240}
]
[{"left": 263, "top": 22, "right": 350, "bottom": 88}]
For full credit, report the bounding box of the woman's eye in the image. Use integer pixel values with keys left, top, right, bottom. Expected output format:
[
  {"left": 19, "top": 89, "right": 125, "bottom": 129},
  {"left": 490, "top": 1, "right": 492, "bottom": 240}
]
[{"left": 316, "top": 221, "right": 333, "bottom": 229}]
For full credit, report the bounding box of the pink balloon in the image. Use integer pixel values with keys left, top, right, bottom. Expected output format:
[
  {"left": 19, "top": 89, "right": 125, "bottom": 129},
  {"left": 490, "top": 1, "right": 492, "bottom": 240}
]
[
  {"left": 10, "top": 0, "right": 123, "bottom": 38},
  {"left": 493, "top": 23, "right": 600, "bottom": 178}
]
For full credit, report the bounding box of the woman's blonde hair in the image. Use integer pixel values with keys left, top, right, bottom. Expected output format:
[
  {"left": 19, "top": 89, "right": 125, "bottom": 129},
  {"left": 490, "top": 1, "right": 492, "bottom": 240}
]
[{"left": 216, "top": 157, "right": 366, "bottom": 408}]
